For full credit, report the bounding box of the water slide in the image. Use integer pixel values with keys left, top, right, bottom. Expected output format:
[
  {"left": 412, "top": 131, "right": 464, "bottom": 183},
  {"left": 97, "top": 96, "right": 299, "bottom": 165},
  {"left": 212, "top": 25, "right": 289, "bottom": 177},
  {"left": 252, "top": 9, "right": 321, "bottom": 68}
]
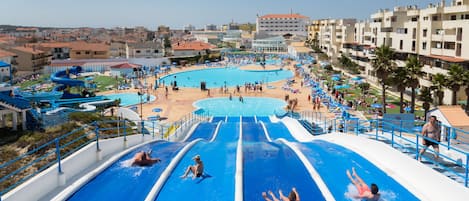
[
  {"left": 155, "top": 122, "right": 240, "bottom": 200},
  {"left": 183, "top": 122, "right": 218, "bottom": 142},
  {"left": 296, "top": 140, "right": 419, "bottom": 201},
  {"left": 63, "top": 141, "right": 187, "bottom": 201},
  {"left": 45, "top": 99, "right": 115, "bottom": 115},
  {"left": 263, "top": 122, "right": 297, "bottom": 141},
  {"left": 57, "top": 121, "right": 220, "bottom": 201},
  {"left": 242, "top": 122, "right": 326, "bottom": 200},
  {"left": 50, "top": 66, "right": 84, "bottom": 87}
]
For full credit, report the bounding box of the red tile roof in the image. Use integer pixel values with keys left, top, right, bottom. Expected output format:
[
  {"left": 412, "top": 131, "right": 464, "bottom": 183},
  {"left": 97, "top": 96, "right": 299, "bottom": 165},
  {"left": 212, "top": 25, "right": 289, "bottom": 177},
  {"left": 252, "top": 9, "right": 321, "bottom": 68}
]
[
  {"left": 259, "top": 14, "right": 308, "bottom": 19},
  {"left": 0, "top": 49, "right": 17, "bottom": 58},
  {"left": 429, "top": 54, "right": 466, "bottom": 63},
  {"left": 12, "top": 46, "right": 44, "bottom": 54},
  {"left": 172, "top": 41, "right": 215, "bottom": 51},
  {"left": 110, "top": 63, "right": 141, "bottom": 69},
  {"left": 68, "top": 42, "right": 109, "bottom": 52}
]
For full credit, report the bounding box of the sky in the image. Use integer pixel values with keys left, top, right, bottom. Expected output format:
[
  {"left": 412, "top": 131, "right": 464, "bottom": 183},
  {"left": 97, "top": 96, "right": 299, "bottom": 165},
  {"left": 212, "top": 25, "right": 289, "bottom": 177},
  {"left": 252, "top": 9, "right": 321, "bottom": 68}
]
[{"left": 0, "top": 0, "right": 441, "bottom": 30}]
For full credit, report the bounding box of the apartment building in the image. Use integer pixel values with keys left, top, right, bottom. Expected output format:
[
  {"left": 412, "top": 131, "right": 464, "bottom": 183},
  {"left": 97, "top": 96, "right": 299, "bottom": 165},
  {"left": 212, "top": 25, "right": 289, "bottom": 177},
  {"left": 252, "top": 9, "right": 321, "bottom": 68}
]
[
  {"left": 334, "top": 0, "right": 469, "bottom": 105},
  {"left": 68, "top": 42, "right": 110, "bottom": 60},
  {"left": 307, "top": 20, "right": 321, "bottom": 46},
  {"left": 126, "top": 41, "right": 164, "bottom": 58},
  {"left": 35, "top": 42, "right": 71, "bottom": 60},
  {"left": 315, "top": 19, "right": 357, "bottom": 59},
  {"left": 256, "top": 14, "right": 310, "bottom": 37},
  {"left": 171, "top": 41, "right": 215, "bottom": 57},
  {"left": 9, "top": 46, "right": 51, "bottom": 72}
]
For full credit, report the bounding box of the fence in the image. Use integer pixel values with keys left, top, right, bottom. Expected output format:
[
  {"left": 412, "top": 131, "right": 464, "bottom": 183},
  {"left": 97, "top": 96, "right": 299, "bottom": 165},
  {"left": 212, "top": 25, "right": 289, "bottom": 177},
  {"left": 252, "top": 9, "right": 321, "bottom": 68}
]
[
  {"left": 298, "top": 110, "right": 469, "bottom": 187},
  {"left": 0, "top": 112, "right": 210, "bottom": 199}
]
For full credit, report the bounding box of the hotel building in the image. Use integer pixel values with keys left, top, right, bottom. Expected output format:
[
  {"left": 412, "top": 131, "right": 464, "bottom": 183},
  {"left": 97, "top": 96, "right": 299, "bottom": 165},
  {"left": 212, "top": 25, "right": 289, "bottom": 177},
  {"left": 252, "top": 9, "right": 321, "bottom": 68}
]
[
  {"left": 312, "top": 0, "right": 469, "bottom": 105},
  {"left": 256, "top": 14, "right": 310, "bottom": 37}
]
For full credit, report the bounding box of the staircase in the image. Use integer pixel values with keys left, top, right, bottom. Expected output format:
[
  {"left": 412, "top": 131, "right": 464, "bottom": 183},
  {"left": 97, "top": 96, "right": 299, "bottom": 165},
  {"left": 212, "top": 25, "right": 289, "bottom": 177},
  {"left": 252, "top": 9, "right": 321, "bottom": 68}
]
[
  {"left": 0, "top": 92, "right": 31, "bottom": 111},
  {"left": 298, "top": 120, "right": 324, "bottom": 135}
]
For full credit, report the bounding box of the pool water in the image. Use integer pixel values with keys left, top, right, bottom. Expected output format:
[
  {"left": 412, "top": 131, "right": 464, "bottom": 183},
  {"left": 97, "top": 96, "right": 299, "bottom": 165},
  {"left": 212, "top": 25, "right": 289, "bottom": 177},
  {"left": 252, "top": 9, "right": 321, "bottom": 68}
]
[
  {"left": 105, "top": 93, "right": 156, "bottom": 106},
  {"left": 193, "top": 97, "right": 286, "bottom": 116},
  {"left": 159, "top": 67, "right": 292, "bottom": 88}
]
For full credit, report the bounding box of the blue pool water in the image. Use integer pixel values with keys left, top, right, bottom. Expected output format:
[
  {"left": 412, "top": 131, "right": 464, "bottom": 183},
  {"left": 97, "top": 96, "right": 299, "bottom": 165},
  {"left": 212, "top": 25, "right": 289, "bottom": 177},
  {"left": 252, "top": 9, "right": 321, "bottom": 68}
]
[
  {"left": 159, "top": 67, "right": 292, "bottom": 88},
  {"left": 104, "top": 93, "right": 156, "bottom": 106},
  {"left": 193, "top": 97, "right": 286, "bottom": 116}
]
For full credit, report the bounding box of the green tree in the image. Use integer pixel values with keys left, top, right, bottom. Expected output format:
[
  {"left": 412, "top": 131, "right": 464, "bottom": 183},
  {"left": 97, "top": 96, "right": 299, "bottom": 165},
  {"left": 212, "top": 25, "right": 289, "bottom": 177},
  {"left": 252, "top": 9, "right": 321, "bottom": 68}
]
[
  {"left": 444, "top": 64, "right": 465, "bottom": 105},
  {"left": 371, "top": 45, "right": 396, "bottom": 113},
  {"left": 431, "top": 73, "right": 447, "bottom": 105},
  {"left": 405, "top": 56, "right": 424, "bottom": 113},
  {"left": 390, "top": 67, "right": 408, "bottom": 113},
  {"left": 463, "top": 70, "right": 469, "bottom": 113},
  {"left": 418, "top": 87, "right": 433, "bottom": 121}
]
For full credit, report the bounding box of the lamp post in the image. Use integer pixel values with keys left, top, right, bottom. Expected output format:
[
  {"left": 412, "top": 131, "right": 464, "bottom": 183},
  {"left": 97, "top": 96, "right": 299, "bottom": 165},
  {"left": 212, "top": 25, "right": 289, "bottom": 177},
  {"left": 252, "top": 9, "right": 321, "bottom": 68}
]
[{"left": 138, "top": 90, "right": 144, "bottom": 134}]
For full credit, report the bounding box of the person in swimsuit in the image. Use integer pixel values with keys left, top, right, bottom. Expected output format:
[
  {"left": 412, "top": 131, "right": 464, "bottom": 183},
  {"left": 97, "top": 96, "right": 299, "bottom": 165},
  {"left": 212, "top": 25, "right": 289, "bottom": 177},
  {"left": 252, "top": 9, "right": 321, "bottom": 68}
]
[
  {"left": 180, "top": 155, "right": 204, "bottom": 179},
  {"left": 418, "top": 115, "right": 441, "bottom": 161},
  {"left": 262, "top": 187, "right": 300, "bottom": 201},
  {"left": 131, "top": 151, "right": 161, "bottom": 166},
  {"left": 346, "top": 167, "right": 380, "bottom": 201}
]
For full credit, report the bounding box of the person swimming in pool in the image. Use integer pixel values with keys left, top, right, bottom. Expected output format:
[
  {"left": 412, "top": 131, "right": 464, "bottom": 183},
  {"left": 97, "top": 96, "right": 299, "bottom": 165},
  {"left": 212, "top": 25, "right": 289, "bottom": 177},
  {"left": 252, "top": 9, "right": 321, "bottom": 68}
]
[
  {"left": 180, "top": 155, "right": 204, "bottom": 179},
  {"left": 131, "top": 151, "right": 161, "bottom": 166},
  {"left": 346, "top": 167, "right": 380, "bottom": 201}
]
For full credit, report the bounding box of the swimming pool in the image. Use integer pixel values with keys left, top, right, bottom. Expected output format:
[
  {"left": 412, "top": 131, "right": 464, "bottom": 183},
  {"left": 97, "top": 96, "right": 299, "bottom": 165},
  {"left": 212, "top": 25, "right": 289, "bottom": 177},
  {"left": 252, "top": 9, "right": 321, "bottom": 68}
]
[
  {"left": 159, "top": 67, "right": 292, "bottom": 88},
  {"left": 104, "top": 93, "right": 156, "bottom": 106},
  {"left": 193, "top": 97, "right": 286, "bottom": 116}
]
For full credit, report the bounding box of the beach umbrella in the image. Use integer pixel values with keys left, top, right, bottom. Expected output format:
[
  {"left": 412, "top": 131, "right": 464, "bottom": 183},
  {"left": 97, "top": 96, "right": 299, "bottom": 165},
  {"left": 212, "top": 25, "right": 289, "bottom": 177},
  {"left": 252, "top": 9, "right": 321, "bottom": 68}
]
[
  {"left": 152, "top": 107, "right": 163, "bottom": 113},
  {"left": 404, "top": 106, "right": 411, "bottom": 112},
  {"left": 351, "top": 76, "right": 362, "bottom": 81},
  {"left": 147, "top": 115, "right": 160, "bottom": 121},
  {"left": 371, "top": 103, "right": 382, "bottom": 108},
  {"left": 331, "top": 77, "right": 340, "bottom": 81}
]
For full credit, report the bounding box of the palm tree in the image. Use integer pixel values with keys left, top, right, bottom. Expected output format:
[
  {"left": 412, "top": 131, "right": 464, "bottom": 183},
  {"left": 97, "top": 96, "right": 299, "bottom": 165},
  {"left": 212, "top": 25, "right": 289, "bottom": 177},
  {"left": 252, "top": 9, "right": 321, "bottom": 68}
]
[
  {"left": 431, "top": 73, "right": 447, "bottom": 105},
  {"left": 418, "top": 87, "right": 433, "bottom": 121},
  {"left": 390, "top": 67, "right": 408, "bottom": 113},
  {"left": 463, "top": 70, "right": 469, "bottom": 113},
  {"left": 371, "top": 45, "right": 396, "bottom": 113},
  {"left": 445, "top": 64, "right": 465, "bottom": 105},
  {"left": 405, "top": 56, "right": 424, "bottom": 113}
]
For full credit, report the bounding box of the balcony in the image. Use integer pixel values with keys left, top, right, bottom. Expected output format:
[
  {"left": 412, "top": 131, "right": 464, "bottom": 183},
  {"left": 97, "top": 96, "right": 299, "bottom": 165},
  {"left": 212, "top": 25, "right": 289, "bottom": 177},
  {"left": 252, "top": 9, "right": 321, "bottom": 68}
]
[
  {"left": 432, "top": 34, "right": 456, "bottom": 42},
  {"left": 431, "top": 48, "right": 456, "bottom": 57},
  {"left": 444, "top": 5, "right": 469, "bottom": 14}
]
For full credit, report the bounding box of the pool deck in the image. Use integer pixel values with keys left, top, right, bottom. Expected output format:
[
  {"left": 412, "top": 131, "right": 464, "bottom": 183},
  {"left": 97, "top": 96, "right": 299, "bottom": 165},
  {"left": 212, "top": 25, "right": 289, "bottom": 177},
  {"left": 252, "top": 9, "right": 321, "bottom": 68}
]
[{"left": 99, "top": 63, "right": 335, "bottom": 122}]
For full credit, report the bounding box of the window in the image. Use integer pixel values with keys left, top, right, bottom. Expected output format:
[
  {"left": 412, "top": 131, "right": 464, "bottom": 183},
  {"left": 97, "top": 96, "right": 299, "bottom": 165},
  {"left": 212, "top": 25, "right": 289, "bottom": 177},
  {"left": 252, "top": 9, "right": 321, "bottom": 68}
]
[
  {"left": 423, "top": 29, "right": 427, "bottom": 37},
  {"left": 154, "top": 50, "right": 159, "bottom": 53},
  {"left": 76, "top": 51, "right": 81, "bottom": 55},
  {"left": 432, "top": 15, "right": 439, "bottom": 21},
  {"left": 411, "top": 17, "right": 418, "bottom": 22},
  {"left": 423, "top": 16, "right": 429, "bottom": 21},
  {"left": 136, "top": 50, "right": 141, "bottom": 53},
  {"left": 400, "top": 40, "right": 403, "bottom": 50},
  {"left": 451, "top": 15, "right": 457, "bottom": 20},
  {"left": 422, "top": 42, "right": 427, "bottom": 50},
  {"left": 85, "top": 51, "right": 90, "bottom": 54},
  {"left": 412, "top": 41, "right": 416, "bottom": 51}
]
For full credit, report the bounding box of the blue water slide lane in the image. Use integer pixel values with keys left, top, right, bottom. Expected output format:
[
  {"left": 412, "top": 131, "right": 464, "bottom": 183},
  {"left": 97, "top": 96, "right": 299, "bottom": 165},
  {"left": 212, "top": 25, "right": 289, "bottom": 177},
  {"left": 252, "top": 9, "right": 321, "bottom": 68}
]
[
  {"left": 227, "top": 116, "right": 240, "bottom": 122},
  {"left": 242, "top": 122, "right": 268, "bottom": 142},
  {"left": 296, "top": 140, "right": 419, "bottom": 201},
  {"left": 50, "top": 66, "right": 85, "bottom": 87},
  {"left": 211, "top": 116, "right": 226, "bottom": 123},
  {"left": 66, "top": 141, "right": 186, "bottom": 201},
  {"left": 242, "top": 123, "right": 325, "bottom": 201},
  {"left": 155, "top": 122, "right": 240, "bottom": 201},
  {"left": 263, "top": 122, "right": 297, "bottom": 141},
  {"left": 242, "top": 116, "right": 255, "bottom": 122},
  {"left": 184, "top": 122, "right": 218, "bottom": 142},
  {"left": 256, "top": 116, "right": 271, "bottom": 123}
]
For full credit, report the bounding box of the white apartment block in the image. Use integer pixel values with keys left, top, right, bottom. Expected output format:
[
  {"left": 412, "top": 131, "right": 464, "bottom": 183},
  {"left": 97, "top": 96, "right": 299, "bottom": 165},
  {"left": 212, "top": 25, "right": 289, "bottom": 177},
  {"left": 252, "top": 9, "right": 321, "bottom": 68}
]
[
  {"left": 256, "top": 14, "right": 310, "bottom": 37},
  {"left": 316, "top": 19, "right": 357, "bottom": 59},
  {"left": 333, "top": 0, "right": 469, "bottom": 105},
  {"left": 126, "top": 41, "right": 164, "bottom": 59}
]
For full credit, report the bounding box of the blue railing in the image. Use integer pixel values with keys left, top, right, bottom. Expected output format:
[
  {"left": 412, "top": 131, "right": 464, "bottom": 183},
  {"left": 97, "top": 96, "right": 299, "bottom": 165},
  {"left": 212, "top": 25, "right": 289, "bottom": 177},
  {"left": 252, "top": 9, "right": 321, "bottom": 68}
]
[
  {"left": 0, "top": 112, "right": 209, "bottom": 198},
  {"left": 321, "top": 116, "right": 469, "bottom": 188}
]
